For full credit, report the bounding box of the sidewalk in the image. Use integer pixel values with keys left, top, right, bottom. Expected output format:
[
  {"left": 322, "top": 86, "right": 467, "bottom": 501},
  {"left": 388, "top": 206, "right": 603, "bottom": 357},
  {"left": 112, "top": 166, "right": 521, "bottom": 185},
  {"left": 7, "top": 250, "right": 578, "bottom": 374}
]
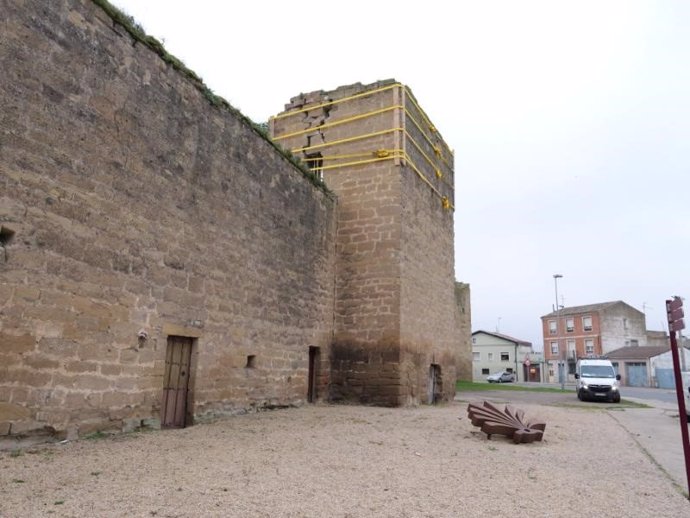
[{"left": 609, "top": 396, "right": 690, "bottom": 492}]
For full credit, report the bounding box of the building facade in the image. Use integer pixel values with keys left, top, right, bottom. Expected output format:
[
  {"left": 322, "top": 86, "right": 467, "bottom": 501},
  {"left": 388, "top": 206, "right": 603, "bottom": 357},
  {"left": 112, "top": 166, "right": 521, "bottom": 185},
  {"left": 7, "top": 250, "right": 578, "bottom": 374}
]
[
  {"left": 471, "top": 331, "right": 537, "bottom": 382},
  {"left": 607, "top": 345, "right": 690, "bottom": 388},
  {"left": 541, "top": 301, "right": 647, "bottom": 383},
  {"left": 0, "top": 0, "right": 471, "bottom": 442}
]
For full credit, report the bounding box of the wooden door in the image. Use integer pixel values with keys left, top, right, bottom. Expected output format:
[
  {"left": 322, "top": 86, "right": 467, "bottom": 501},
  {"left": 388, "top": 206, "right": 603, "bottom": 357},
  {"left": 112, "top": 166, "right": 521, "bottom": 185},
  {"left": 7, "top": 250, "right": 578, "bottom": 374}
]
[
  {"left": 428, "top": 364, "right": 441, "bottom": 404},
  {"left": 161, "top": 336, "right": 193, "bottom": 428}
]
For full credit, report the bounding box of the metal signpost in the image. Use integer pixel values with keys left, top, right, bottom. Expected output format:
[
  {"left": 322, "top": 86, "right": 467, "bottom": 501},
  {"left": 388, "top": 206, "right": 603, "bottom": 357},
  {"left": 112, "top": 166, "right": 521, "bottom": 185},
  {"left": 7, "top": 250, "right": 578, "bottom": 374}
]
[{"left": 666, "top": 296, "right": 690, "bottom": 500}]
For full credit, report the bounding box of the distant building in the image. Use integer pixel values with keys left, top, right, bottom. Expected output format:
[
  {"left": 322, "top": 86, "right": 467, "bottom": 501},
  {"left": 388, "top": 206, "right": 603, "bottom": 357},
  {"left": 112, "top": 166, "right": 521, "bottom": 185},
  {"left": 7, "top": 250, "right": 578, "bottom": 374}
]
[
  {"left": 541, "top": 301, "right": 647, "bottom": 383},
  {"left": 607, "top": 345, "right": 690, "bottom": 388},
  {"left": 471, "top": 331, "right": 540, "bottom": 382}
]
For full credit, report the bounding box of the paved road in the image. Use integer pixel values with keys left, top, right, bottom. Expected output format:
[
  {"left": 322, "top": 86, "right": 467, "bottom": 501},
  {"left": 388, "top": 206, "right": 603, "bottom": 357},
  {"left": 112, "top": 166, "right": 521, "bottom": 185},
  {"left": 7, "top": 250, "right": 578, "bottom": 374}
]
[{"left": 456, "top": 386, "right": 690, "bottom": 495}]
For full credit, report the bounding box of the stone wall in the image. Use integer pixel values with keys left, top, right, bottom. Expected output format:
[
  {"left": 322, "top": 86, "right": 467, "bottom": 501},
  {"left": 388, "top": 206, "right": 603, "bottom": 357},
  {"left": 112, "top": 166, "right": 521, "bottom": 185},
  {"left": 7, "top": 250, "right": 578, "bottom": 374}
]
[
  {"left": 0, "top": 0, "right": 336, "bottom": 440},
  {"left": 454, "top": 283, "right": 473, "bottom": 380},
  {"left": 272, "top": 82, "right": 463, "bottom": 405}
]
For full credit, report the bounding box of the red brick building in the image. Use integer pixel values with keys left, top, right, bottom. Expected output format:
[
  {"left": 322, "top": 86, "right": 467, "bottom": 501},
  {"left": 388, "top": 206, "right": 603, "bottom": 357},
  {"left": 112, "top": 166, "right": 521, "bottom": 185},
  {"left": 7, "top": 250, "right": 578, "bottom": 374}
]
[{"left": 541, "top": 301, "right": 646, "bottom": 383}]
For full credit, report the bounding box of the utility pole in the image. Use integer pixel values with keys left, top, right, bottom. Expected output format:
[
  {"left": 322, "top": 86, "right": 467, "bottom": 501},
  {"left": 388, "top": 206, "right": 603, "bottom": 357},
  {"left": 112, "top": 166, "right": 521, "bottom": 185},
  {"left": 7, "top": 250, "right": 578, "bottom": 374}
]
[
  {"left": 666, "top": 296, "right": 690, "bottom": 500},
  {"left": 554, "top": 274, "right": 564, "bottom": 390}
]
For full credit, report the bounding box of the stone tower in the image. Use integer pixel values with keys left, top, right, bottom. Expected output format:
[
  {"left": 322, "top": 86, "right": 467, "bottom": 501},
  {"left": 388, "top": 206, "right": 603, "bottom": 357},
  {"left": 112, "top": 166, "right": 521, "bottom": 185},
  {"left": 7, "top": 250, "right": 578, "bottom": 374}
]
[{"left": 271, "top": 80, "right": 462, "bottom": 405}]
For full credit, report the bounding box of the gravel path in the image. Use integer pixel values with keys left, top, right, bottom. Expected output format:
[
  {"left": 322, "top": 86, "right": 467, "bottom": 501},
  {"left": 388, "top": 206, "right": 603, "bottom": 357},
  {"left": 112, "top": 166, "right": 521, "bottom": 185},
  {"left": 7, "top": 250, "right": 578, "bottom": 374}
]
[{"left": 1, "top": 402, "right": 688, "bottom": 517}]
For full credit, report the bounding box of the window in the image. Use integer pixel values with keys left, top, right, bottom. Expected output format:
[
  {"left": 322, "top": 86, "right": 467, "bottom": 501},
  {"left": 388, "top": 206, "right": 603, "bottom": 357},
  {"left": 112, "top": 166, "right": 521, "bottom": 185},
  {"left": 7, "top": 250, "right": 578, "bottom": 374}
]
[
  {"left": 481, "top": 368, "right": 490, "bottom": 375},
  {"left": 623, "top": 318, "right": 628, "bottom": 330},
  {"left": 488, "top": 353, "right": 494, "bottom": 361},
  {"left": 548, "top": 320, "right": 557, "bottom": 335},
  {"left": 630, "top": 339, "right": 639, "bottom": 347},
  {"left": 550, "top": 342, "right": 559, "bottom": 355},
  {"left": 304, "top": 151, "right": 324, "bottom": 179},
  {"left": 246, "top": 355, "right": 256, "bottom": 368},
  {"left": 583, "top": 316, "right": 593, "bottom": 332},
  {"left": 472, "top": 337, "right": 476, "bottom": 344},
  {"left": 585, "top": 339, "right": 594, "bottom": 354},
  {"left": 566, "top": 318, "right": 574, "bottom": 332},
  {"left": 473, "top": 352, "right": 480, "bottom": 362},
  {"left": 567, "top": 340, "right": 576, "bottom": 358},
  {"left": 506, "top": 368, "right": 513, "bottom": 373},
  {"left": 500, "top": 352, "right": 509, "bottom": 362}
]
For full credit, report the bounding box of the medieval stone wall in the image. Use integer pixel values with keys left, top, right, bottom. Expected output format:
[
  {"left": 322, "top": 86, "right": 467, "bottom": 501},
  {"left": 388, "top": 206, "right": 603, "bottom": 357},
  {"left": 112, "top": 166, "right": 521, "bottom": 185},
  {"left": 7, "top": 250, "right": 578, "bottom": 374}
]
[{"left": 0, "top": 0, "right": 336, "bottom": 439}]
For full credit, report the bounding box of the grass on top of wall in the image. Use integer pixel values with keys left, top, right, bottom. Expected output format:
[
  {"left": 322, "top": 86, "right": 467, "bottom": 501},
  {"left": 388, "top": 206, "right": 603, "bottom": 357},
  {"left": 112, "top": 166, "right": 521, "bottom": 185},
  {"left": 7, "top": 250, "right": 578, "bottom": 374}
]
[{"left": 90, "top": 0, "right": 331, "bottom": 195}]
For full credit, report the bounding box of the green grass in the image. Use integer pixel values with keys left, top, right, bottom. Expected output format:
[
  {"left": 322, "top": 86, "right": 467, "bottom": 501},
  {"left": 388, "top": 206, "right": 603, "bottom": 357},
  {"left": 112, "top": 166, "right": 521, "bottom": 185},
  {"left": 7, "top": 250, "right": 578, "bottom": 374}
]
[
  {"left": 456, "top": 381, "right": 651, "bottom": 409},
  {"left": 456, "top": 380, "right": 568, "bottom": 393}
]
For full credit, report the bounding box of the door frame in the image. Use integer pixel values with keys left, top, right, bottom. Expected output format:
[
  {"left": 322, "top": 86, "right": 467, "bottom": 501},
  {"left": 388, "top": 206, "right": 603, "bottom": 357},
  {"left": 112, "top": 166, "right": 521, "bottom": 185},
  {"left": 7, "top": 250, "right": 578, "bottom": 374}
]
[
  {"left": 307, "top": 346, "right": 320, "bottom": 403},
  {"left": 161, "top": 335, "right": 196, "bottom": 428}
]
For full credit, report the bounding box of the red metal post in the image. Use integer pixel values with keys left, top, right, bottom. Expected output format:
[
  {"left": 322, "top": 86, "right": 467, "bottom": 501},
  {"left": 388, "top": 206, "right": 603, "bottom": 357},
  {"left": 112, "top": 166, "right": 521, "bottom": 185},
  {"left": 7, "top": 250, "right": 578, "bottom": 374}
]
[{"left": 666, "top": 298, "right": 690, "bottom": 500}]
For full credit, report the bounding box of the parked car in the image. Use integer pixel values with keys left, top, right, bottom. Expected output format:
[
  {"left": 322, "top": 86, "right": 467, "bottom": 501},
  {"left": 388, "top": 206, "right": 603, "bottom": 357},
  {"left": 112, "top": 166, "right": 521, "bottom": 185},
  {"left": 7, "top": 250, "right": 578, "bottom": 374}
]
[
  {"left": 574, "top": 358, "right": 621, "bottom": 403},
  {"left": 487, "top": 371, "right": 515, "bottom": 383}
]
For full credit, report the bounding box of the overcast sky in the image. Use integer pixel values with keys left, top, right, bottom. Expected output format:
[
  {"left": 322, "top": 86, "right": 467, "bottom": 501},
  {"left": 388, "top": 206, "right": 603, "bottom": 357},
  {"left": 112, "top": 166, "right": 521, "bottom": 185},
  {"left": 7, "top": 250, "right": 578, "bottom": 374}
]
[{"left": 111, "top": 0, "right": 690, "bottom": 350}]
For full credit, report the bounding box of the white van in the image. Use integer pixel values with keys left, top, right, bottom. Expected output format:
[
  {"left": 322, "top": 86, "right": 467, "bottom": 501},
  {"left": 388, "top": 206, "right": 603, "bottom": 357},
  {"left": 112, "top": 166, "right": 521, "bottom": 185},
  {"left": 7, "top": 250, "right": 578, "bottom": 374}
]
[{"left": 574, "top": 358, "right": 621, "bottom": 403}]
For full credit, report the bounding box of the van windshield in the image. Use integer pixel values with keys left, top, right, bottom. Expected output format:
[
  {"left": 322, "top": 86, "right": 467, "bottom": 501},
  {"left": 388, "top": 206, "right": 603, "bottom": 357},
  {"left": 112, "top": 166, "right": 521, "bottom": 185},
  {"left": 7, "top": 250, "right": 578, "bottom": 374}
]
[{"left": 581, "top": 365, "right": 615, "bottom": 378}]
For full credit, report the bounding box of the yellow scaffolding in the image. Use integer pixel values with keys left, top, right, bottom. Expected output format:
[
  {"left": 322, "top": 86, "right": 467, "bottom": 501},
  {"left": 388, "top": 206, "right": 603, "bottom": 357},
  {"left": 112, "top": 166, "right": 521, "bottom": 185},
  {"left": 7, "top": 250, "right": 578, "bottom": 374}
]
[{"left": 270, "top": 83, "right": 454, "bottom": 210}]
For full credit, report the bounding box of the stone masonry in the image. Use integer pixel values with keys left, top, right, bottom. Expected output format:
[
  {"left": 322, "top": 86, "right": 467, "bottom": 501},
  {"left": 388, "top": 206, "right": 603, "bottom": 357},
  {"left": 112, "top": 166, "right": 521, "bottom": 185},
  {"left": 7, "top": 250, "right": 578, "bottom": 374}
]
[
  {"left": 1, "top": 0, "right": 336, "bottom": 441},
  {"left": 0, "top": 0, "right": 471, "bottom": 441}
]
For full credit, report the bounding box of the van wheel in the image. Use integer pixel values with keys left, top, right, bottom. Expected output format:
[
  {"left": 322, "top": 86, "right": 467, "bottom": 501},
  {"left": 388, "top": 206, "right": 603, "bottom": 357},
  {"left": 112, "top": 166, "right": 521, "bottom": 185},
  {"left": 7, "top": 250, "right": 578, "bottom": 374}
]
[
  {"left": 577, "top": 390, "right": 583, "bottom": 401},
  {"left": 612, "top": 393, "right": 621, "bottom": 403}
]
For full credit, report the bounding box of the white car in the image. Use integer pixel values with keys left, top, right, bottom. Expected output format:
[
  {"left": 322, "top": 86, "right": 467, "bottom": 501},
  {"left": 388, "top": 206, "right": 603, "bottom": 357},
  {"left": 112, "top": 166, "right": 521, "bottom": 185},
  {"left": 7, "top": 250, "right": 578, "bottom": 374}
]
[{"left": 486, "top": 371, "right": 515, "bottom": 383}]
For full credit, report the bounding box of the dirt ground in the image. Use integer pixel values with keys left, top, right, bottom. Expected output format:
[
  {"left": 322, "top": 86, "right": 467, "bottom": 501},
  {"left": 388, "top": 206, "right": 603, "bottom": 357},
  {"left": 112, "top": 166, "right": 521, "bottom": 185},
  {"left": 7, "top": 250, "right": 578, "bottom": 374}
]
[{"left": 1, "top": 400, "right": 688, "bottom": 518}]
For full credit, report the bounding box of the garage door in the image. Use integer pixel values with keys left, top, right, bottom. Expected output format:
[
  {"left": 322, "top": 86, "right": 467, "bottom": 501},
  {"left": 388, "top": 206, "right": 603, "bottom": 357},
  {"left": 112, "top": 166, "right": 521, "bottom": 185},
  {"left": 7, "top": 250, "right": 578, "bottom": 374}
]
[
  {"left": 656, "top": 368, "right": 675, "bottom": 389},
  {"left": 626, "top": 362, "right": 648, "bottom": 387}
]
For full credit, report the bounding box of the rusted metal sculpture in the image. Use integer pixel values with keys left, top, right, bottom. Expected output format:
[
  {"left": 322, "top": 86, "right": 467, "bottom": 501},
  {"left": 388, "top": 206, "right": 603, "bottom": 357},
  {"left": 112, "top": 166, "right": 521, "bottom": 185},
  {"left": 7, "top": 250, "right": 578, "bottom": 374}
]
[{"left": 467, "top": 401, "right": 546, "bottom": 444}]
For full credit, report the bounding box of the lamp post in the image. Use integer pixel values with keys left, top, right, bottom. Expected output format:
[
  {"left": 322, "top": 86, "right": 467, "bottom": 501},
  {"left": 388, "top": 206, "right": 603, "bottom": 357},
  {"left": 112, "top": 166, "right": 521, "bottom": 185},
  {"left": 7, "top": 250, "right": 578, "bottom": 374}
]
[{"left": 553, "top": 274, "right": 564, "bottom": 390}]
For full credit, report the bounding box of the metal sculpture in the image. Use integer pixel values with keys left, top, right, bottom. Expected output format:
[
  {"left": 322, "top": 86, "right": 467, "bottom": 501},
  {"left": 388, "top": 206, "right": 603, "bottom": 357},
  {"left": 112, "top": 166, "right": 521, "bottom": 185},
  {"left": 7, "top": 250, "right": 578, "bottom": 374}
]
[{"left": 467, "top": 401, "right": 546, "bottom": 444}]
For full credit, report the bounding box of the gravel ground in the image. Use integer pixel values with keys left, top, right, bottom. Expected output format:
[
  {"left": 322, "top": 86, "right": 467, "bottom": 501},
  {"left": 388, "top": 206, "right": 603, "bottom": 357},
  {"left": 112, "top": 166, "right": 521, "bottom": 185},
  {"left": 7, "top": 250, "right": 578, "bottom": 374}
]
[{"left": 0, "top": 401, "right": 688, "bottom": 517}]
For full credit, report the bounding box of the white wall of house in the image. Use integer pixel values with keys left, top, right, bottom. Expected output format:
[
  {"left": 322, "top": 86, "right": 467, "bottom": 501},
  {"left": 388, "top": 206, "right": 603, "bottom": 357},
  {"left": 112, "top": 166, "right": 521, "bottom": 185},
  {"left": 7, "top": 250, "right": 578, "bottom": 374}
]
[
  {"left": 600, "top": 303, "right": 647, "bottom": 354},
  {"left": 651, "top": 348, "right": 690, "bottom": 369},
  {"left": 472, "top": 332, "right": 525, "bottom": 381}
]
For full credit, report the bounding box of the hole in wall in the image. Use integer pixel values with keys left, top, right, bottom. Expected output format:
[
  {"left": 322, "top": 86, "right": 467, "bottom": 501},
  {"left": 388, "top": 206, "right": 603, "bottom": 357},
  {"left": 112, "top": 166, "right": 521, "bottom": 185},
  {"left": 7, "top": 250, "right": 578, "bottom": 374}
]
[
  {"left": 246, "top": 355, "right": 256, "bottom": 369},
  {"left": 0, "top": 226, "right": 15, "bottom": 246},
  {"left": 0, "top": 226, "right": 15, "bottom": 262}
]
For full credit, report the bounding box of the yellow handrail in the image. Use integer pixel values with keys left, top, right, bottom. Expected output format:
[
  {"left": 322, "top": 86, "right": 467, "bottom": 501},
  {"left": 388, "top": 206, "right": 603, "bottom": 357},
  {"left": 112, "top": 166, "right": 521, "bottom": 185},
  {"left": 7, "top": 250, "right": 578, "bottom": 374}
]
[
  {"left": 272, "top": 105, "right": 402, "bottom": 142},
  {"left": 403, "top": 108, "right": 452, "bottom": 170},
  {"left": 404, "top": 130, "right": 454, "bottom": 190},
  {"left": 403, "top": 85, "right": 454, "bottom": 157},
  {"left": 289, "top": 128, "right": 402, "bottom": 154}
]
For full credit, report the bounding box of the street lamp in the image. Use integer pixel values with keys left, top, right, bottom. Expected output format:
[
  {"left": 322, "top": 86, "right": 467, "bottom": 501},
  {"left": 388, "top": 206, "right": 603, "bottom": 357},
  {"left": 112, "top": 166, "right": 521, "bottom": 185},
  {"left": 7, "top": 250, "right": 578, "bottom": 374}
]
[{"left": 553, "top": 274, "right": 564, "bottom": 390}]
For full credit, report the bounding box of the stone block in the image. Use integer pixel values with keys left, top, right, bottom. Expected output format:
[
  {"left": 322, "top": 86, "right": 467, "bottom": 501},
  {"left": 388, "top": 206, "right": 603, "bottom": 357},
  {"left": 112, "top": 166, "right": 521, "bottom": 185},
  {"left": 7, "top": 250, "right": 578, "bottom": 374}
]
[
  {"left": 15, "top": 286, "right": 40, "bottom": 301},
  {"left": 9, "top": 419, "right": 45, "bottom": 435},
  {"left": 141, "top": 417, "right": 161, "bottom": 430},
  {"left": 1, "top": 332, "right": 35, "bottom": 353}
]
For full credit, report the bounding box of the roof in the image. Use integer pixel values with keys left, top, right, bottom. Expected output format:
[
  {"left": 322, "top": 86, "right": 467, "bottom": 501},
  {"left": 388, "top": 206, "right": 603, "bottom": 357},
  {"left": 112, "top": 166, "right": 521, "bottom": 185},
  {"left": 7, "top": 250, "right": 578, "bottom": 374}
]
[
  {"left": 541, "top": 300, "right": 642, "bottom": 318},
  {"left": 472, "top": 330, "right": 532, "bottom": 347},
  {"left": 605, "top": 345, "right": 670, "bottom": 360}
]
